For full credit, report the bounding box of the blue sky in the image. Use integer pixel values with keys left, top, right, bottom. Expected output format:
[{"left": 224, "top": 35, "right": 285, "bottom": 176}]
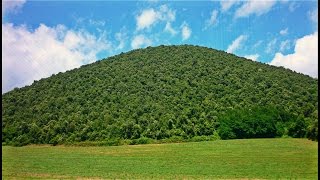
[{"left": 2, "top": 0, "right": 318, "bottom": 93}]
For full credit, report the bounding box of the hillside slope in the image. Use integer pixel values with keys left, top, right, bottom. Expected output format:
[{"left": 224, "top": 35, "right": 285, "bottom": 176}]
[{"left": 2, "top": 45, "right": 318, "bottom": 146}]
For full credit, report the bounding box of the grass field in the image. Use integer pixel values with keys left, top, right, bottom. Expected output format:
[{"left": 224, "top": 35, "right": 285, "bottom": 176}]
[{"left": 2, "top": 138, "right": 318, "bottom": 179}]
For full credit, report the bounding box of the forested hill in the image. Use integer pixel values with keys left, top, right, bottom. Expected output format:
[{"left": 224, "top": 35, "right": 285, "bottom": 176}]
[{"left": 2, "top": 45, "right": 318, "bottom": 146}]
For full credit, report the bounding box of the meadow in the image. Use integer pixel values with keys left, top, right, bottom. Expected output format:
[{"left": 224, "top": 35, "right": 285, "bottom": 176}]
[{"left": 2, "top": 138, "right": 318, "bottom": 179}]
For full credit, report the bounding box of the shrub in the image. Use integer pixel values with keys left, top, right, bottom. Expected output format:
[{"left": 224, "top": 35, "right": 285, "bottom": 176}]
[
  {"left": 130, "top": 137, "right": 153, "bottom": 145},
  {"left": 218, "top": 106, "right": 297, "bottom": 139}
]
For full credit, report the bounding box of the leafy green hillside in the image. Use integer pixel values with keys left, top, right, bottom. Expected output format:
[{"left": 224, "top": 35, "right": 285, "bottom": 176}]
[{"left": 2, "top": 45, "right": 318, "bottom": 146}]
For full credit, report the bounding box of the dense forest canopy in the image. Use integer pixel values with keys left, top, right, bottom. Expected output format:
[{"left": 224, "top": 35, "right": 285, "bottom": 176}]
[{"left": 2, "top": 45, "right": 318, "bottom": 146}]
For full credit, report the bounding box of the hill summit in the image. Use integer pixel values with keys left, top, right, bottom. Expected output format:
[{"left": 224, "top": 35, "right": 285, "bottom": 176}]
[{"left": 2, "top": 45, "right": 318, "bottom": 146}]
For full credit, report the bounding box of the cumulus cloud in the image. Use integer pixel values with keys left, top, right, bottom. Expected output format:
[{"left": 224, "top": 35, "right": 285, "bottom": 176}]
[
  {"left": 234, "top": 0, "right": 277, "bottom": 18},
  {"left": 265, "top": 38, "right": 277, "bottom": 54},
  {"left": 204, "top": 10, "right": 218, "bottom": 30},
  {"left": 279, "top": 40, "right": 290, "bottom": 52},
  {"left": 2, "top": 23, "right": 111, "bottom": 93},
  {"left": 280, "top": 28, "right": 288, "bottom": 35},
  {"left": 136, "top": 9, "right": 158, "bottom": 30},
  {"left": 164, "top": 22, "right": 177, "bottom": 35},
  {"left": 269, "top": 32, "right": 318, "bottom": 78},
  {"left": 226, "top": 35, "right": 247, "bottom": 53},
  {"left": 220, "top": 1, "right": 238, "bottom": 12},
  {"left": 2, "top": 0, "right": 26, "bottom": 15},
  {"left": 136, "top": 5, "right": 176, "bottom": 31},
  {"left": 244, "top": 54, "right": 259, "bottom": 61},
  {"left": 131, "top": 35, "right": 152, "bottom": 49},
  {"left": 181, "top": 22, "right": 191, "bottom": 41}
]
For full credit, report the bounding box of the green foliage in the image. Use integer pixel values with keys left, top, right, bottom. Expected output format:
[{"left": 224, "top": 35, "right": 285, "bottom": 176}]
[
  {"left": 218, "top": 106, "right": 307, "bottom": 139},
  {"left": 2, "top": 45, "right": 318, "bottom": 145},
  {"left": 130, "top": 137, "right": 153, "bottom": 145},
  {"left": 306, "top": 110, "right": 318, "bottom": 141}
]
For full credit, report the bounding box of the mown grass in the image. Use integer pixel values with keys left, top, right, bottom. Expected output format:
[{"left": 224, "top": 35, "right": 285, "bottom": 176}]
[{"left": 2, "top": 138, "right": 318, "bottom": 179}]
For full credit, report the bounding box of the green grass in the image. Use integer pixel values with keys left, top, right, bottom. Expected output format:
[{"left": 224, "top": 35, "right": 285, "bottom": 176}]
[{"left": 2, "top": 138, "right": 318, "bottom": 179}]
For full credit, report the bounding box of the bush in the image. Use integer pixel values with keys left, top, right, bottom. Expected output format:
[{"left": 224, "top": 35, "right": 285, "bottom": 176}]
[
  {"left": 163, "top": 136, "right": 185, "bottom": 143},
  {"left": 130, "top": 137, "right": 153, "bottom": 145},
  {"left": 209, "top": 131, "right": 221, "bottom": 140},
  {"left": 288, "top": 116, "right": 307, "bottom": 138},
  {"left": 218, "top": 106, "right": 297, "bottom": 139},
  {"left": 104, "top": 138, "right": 123, "bottom": 146},
  {"left": 12, "top": 134, "right": 30, "bottom": 146},
  {"left": 191, "top": 136, "right": 210, "bottom": 142},
  {"left": 306, "top": 118, "right": 318, "bottom": 141}
]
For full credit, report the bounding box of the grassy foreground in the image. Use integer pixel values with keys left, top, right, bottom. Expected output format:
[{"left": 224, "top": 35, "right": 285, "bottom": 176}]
[{"left": 2, "top": 138, "right": 318, "bottom": 179}]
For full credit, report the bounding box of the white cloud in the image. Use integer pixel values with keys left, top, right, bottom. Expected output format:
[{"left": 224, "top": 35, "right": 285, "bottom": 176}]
[
  {"left": 244, "top": 54, "right": 259, "bottom": 61},
  {"left": 269, "top": 32, "right": 318, "bottom": 78},
  {"left": 226, "top": 35, "right": 247, "bottom": 53},
  {"left": 136, "top": 5, "right": 176, "bottom": 31},
  {"left": 220, "top": 1, "right": 238, "bottom": 12},
  {"left": 204, "top": 10, "right": 218, "bottom": 30},
  {"left": 2, "top": 23, "right": 111, "bottom": 93},
  {"left": 253, "top": 40, "right": 263, "bottom": 49},
  {"left": 115, "top": 28, "right": 128, "bottom": 50},
  {"left": 159, "top": 5, "right": 175, "bottom": 22},
  {"left": 136, "top": 9, "right": 158, "bottom": 30},
  {"left": 2, "top": 0, "right": 26, "bottom": 15},
  {"left": 309, "top": 8, "right": 318, "bottom": 24},
  {"left": 280, "top": 28, "right": 288, "bottom": 35},
  {"left": 234, "top": 0, "right": 277, "bottom": 18},
  {"left": 131, "top": 35, "right": 152, "bottom": 49},
  {"left": 265, "top": 38, "right": 277, "bottom": 54},
  {"left": 164, "top": 22, "right": 177, "bottom": 35},
  {"left": 279, "top": 40, "right": 290, "bottom": 52},
  {"left": 181, "top": 22, "right": 191, "bottom": 41}
]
